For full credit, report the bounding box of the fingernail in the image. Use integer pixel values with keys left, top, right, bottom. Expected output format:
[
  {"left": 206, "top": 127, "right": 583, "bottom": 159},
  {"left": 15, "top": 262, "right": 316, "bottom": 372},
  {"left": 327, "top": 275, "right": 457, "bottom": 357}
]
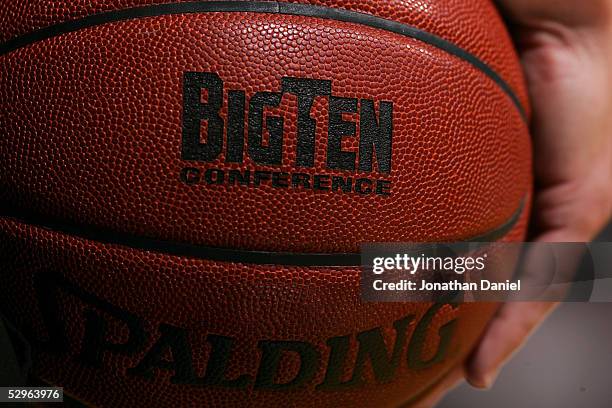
[
  {"left": 467, "top": 372, "right": 497, "bottom": 389},
  {"left": 482, "top": 370, "right": 500, "bottom": 389}
]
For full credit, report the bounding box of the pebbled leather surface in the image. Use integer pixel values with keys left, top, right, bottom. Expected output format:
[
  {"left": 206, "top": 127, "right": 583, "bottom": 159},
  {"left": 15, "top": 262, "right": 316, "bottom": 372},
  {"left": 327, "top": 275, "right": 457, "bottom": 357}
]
[
  {"left": 0, "top": 0, "right": 530, "bottom": 114},
  {"left": 0, "top": 5, "right": 530, "bottom": 253},
  {"left": 0, "top": 1, "right": 532, "bottom": 406},
  {"left": 0, "top": 204, "right": 528, "bottom": 408}
]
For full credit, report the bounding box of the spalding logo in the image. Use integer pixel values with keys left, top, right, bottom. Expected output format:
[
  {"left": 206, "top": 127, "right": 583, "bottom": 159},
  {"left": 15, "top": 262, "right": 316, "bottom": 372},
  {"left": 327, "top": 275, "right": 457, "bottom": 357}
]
[
  {"left": 180, "top": 72, "right": 394, "bottom": 196},
  {"left": 28, "top": 272, "right": 457, "bottom": 390}
]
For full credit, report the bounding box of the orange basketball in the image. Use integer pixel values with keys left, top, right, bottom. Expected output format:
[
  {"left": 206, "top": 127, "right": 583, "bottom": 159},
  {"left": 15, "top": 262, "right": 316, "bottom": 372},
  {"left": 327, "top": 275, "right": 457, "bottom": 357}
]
[{"left": 0, "top": 0, "right": 531, "bottom": 406}]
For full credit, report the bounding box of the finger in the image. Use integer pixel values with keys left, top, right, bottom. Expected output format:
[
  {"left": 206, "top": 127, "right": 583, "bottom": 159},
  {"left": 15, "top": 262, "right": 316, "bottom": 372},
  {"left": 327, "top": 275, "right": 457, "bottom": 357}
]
[{"left": 465, "top": 301, "right": 558, "bottom": 389}]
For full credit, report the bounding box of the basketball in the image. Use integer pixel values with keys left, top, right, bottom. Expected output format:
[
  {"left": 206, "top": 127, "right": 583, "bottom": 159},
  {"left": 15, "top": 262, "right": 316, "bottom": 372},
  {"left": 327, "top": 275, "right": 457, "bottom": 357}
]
[{"left": 0, "top": 0, "right": 531, "bottom": 406}]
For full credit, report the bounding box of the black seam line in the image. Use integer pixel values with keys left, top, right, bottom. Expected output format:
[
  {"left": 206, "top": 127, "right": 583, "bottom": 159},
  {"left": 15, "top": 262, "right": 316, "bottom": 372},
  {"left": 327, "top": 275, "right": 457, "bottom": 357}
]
[
  {"left": 0, "top": 198, "right": 525, "bottom": 267},
  {"left": 0, "top": 1, "right": 527, "bottom": 121}
]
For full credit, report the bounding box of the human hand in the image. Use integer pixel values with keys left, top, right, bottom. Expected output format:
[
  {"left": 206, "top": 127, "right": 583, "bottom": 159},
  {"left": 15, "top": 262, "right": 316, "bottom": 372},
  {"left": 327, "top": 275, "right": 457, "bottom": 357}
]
[{"left": 465, "top": 0, "right": 612, "bottom": 389}]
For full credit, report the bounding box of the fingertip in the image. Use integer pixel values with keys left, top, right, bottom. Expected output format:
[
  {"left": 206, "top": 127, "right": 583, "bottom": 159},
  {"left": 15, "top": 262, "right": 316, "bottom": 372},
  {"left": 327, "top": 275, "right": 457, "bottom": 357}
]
[
  {"left": 465, "top": 376, "right": 488, "bottom": 390},
  {"left": 465, "top": 352, "right": 499, "bottom": 390},
  {"left": 465, "top": 371, "right": 497, "bottom": 390}
]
